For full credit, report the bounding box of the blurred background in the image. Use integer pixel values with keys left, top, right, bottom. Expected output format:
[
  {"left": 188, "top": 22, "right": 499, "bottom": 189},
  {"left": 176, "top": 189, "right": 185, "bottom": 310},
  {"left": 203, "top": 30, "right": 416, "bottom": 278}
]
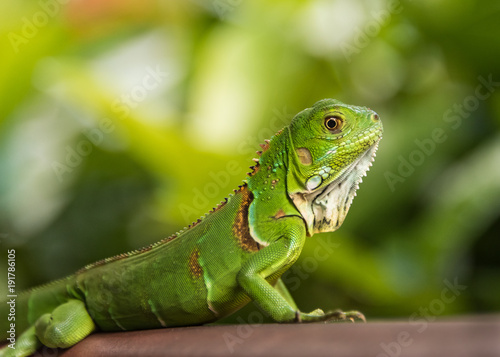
[{"left": 0, "top": 0, "right": 499, "bottom": 321}]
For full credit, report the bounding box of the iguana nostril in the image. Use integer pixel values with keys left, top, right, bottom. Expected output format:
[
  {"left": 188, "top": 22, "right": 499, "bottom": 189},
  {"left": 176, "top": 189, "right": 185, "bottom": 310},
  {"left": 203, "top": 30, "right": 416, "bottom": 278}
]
[{"left": 371, "top": 113, "right": 380, "bottom": 122}]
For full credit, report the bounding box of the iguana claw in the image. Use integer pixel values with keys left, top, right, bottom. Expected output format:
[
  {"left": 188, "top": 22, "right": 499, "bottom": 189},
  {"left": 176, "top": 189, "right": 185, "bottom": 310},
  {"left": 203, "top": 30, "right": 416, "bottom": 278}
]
[
  {"left": 326, "top": 309, "right": 366, "bottom": 323},
  {"left": 295, "top": 308, "right": 366, "bottom": 323}
]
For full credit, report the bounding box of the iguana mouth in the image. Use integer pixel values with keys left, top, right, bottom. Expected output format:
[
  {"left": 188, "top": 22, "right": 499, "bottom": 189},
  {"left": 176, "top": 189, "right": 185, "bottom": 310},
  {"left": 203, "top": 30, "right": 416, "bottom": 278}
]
[{"left": 290, "top": 138, "right": 381, "bottom": 235}]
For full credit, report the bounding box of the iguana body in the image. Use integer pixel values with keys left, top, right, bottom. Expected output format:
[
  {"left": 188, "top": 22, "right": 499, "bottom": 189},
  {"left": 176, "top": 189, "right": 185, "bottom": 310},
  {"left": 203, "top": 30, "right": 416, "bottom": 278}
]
[{"left": 1, "top": 99, "right": 382, "bottom": 357}]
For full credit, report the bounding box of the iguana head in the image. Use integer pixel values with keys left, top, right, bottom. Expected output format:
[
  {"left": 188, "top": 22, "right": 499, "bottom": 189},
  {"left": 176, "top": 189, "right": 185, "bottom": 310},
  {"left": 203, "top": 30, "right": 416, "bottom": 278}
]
[{"left": 287, "top": 99, "right": 382, "bottom": 236}]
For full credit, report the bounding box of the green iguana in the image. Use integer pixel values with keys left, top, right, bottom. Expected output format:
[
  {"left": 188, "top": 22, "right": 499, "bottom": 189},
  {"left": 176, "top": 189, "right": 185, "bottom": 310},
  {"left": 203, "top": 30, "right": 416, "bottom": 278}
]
[{"left": 1, "top": 99, "right": 382, "bottom": 357}]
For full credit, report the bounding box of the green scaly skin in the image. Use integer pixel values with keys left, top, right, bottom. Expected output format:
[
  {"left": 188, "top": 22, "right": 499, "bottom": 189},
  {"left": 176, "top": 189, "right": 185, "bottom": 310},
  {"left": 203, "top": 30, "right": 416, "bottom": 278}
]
[{"left": 0, "top": 99, "right": 382, "bottom": 356}]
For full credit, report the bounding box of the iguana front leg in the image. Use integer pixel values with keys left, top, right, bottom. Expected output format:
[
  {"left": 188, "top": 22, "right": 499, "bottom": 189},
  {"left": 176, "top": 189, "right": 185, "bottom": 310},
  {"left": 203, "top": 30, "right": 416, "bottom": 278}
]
[
  {"left": 273, "top": 278, "right": 298, "bottom": 311},
  {"left": 238, "top": 216, "right": 364, "bottom": 323}
]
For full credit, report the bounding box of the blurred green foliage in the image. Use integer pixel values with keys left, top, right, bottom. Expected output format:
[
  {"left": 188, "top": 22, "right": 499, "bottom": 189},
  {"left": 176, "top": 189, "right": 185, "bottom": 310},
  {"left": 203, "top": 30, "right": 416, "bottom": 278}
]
[{"left": 0, "top": 0, "right": 499, "bottom": 321}]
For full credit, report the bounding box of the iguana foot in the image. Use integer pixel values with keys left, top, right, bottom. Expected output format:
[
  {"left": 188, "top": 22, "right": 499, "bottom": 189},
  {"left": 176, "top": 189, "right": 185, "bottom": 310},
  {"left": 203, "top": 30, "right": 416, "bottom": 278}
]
[
  {"left": 295, "top": 308, "right": 366, "bottom": 323},
  {"left": 327, "top": 309, "right": 366, "bottom": 323}
]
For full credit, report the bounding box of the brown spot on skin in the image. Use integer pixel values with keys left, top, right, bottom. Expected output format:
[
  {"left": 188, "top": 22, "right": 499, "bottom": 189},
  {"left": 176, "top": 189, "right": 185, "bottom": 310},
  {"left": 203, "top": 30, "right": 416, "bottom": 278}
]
[
  {"left": 188, "top": 247, "right": 203, "bottom": 279},
  {"left": 296, "top": 147, "right": 312, "bottom": 165},
  {"left": 273, "top": 209, "right": 286, "bottom": 219},
  {"left": 233, "top": 187, "right": 260, "bottom": 252}
]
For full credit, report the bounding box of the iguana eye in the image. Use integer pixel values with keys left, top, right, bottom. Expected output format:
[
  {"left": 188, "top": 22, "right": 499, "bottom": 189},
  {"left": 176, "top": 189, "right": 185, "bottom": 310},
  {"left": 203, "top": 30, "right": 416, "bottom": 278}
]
[{"left": 324, "top": 116, "right": 343, "bottom": 132}]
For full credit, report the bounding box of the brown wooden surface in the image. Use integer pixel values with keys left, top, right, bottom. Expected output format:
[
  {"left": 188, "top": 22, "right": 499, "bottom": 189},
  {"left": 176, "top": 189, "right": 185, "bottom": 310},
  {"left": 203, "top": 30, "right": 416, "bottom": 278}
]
[
  {"left": 3, "top": 315, "right": 499, "bottom": 356},
  {"left": 60, "top": 314, "right": 499, "bottom": 357}
]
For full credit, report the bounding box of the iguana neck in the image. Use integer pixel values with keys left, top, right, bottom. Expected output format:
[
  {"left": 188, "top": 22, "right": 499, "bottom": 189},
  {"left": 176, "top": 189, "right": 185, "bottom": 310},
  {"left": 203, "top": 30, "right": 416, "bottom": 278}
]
[
  {"left": 246, "top": 128, "right": 291, "bottom": 201},
  {"left": 244, "top": 128, "right": 305, "bottom": 250}
]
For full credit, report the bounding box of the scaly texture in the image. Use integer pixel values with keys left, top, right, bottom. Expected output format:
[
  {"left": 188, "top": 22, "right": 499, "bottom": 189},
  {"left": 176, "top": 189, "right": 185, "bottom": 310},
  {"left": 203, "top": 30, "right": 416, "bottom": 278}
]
[{"left": 0, "top": 99, "right": 382, "bottom": 357}]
